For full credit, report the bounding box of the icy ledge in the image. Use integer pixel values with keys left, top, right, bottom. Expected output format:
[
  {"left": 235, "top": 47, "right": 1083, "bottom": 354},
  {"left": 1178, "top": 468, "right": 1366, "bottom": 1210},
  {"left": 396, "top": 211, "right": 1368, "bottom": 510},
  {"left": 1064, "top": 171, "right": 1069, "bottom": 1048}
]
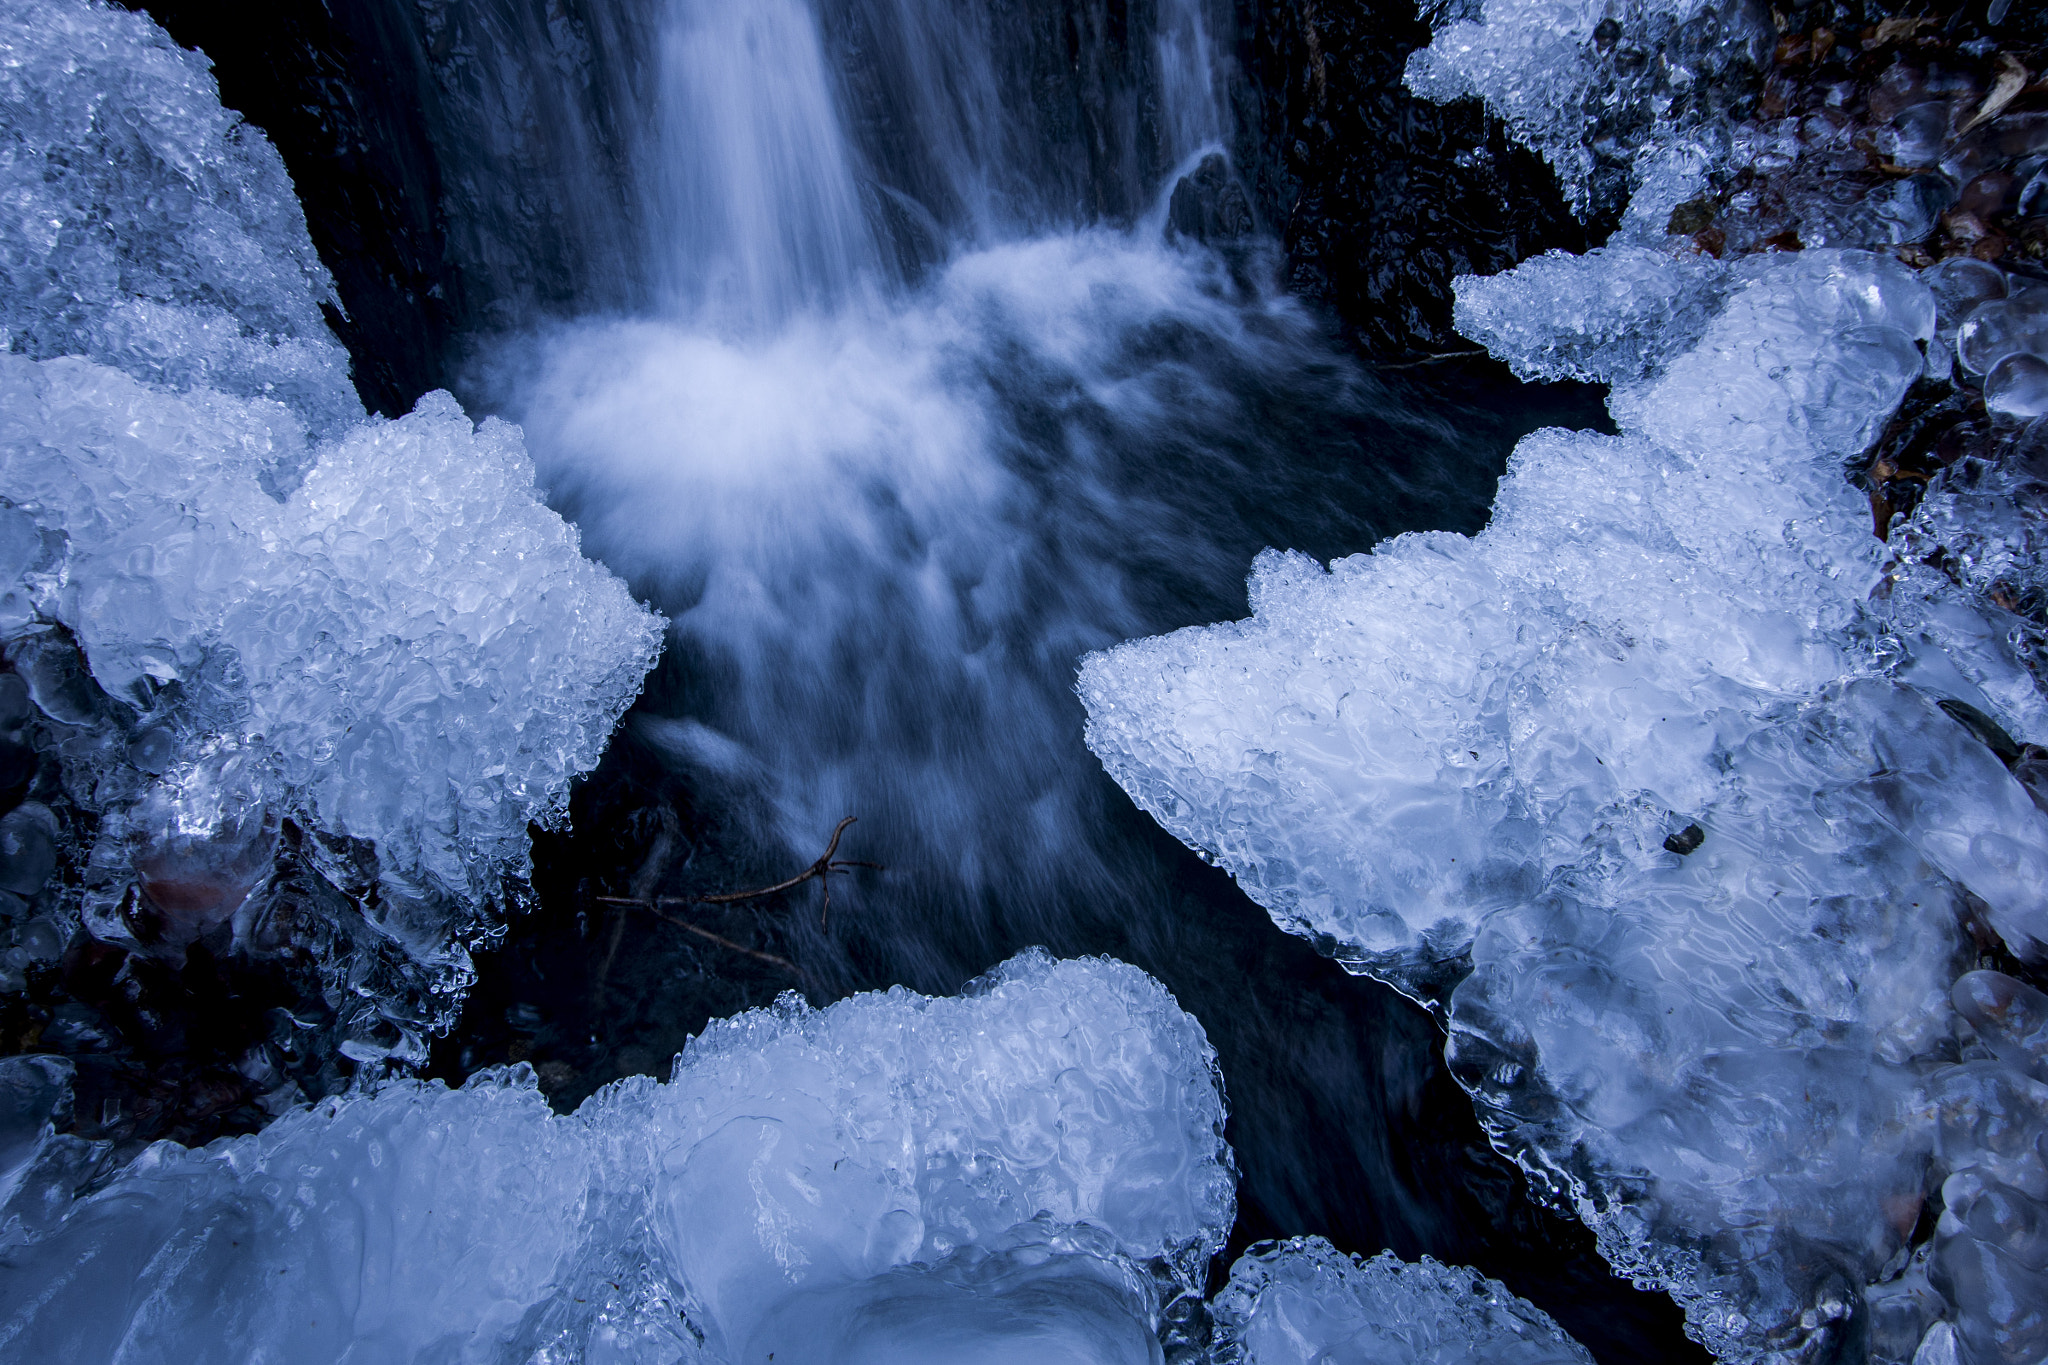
[
  {"left": 0, "top": 947, "right": 1605, "bottom": 1365},
  {"left": 1081, "top": 243, "right": 2048, "bottom": 1365},
  {"left": 0, "top": 0, "right": 663, "bottom": 1049},
  {"left": 0, "top": 950, "right": 1236, "bottom": 1364},
  {"left": 1209, "top": 1236, "right": 1594, "bottom": 1365}
]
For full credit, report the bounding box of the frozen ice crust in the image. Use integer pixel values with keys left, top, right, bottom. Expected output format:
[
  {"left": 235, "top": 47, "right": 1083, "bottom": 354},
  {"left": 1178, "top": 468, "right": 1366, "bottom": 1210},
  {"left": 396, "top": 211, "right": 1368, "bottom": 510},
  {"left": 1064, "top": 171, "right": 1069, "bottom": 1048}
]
[
  {"left": 1082, "top": 242, "right": 2048, "bottom": 1362},
  {"left": 0, "top": 950, "right": 1233, "bottom": 1365},
  {"left": 0, "top": 0, "right": 663, "bottom": 1044},
  {"left": 1209, "top": 1236, "right": 1594, "bottom": 1365}
]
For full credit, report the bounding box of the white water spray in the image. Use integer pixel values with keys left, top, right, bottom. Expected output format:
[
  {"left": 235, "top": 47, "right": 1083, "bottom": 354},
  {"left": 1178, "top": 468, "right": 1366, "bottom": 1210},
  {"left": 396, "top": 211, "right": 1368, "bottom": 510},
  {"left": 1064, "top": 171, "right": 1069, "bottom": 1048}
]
[{"left": 498, "top": 0, "right": 1367, "bottom": 940}]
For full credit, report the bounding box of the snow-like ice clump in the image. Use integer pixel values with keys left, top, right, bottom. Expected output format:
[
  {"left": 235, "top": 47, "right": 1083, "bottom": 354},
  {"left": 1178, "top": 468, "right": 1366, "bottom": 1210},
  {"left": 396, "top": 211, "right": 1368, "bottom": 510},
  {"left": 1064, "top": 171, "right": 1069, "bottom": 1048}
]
[
  {"left": 1080, "top": 241, "right": 2048, "bottom": 1363},
  {"left": 1209, "top": 1236, "right": 1594, "bottom": 1365},
  {"left": 0, "top": 950, "right": 1236, "bottom": 1364},
  {"left": 0, "top": 0, "right": 662, "bottom": 1041},
  {"left": 1404, "top": 0, "right": 1764, "bottom": 219},
  {"left": 0, "top": 0, "right": 358, "bottom": 442}
]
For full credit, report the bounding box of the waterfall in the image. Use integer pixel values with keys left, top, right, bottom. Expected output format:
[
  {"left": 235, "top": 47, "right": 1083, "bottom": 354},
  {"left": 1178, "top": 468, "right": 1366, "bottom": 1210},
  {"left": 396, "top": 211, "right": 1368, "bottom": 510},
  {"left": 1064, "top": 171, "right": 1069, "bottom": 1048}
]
[
  {"left": 645, "top": 0, "right": 881, "bottom": 328},
  {"left": 480, "top": 0, "right": 1419, "bottom": 969}
]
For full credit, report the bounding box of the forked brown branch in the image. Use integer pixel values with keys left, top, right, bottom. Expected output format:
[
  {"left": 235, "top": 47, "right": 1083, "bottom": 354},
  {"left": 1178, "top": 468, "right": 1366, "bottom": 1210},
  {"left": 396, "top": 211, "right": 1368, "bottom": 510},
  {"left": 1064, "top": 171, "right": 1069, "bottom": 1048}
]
[{"left": 596, "top": 817, "right": 881, "bottom": 977}]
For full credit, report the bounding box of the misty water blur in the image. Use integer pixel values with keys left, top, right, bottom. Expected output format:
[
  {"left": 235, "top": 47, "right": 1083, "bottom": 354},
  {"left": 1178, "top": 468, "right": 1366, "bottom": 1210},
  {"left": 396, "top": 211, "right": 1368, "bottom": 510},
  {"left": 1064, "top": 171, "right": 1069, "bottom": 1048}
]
[
  {"left": 479, "top": 0, "right": 1377, "bottom": 955},
  {"left": 434, "top": 3, "right": 1688, "bottom": 1350}
]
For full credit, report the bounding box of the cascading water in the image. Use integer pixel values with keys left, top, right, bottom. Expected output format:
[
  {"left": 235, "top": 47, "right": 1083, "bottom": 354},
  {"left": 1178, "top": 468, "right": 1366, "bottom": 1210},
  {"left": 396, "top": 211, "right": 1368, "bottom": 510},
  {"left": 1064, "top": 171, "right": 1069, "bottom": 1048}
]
[
  {"left": 466, "top": 18, "right": 1682, "bottom": 1349},
  {"left": 645, "top": 0, "right": 880, "bottom": 326},
  {"left": 490, "top": 0, "right": 1307, "bottom": 943}
]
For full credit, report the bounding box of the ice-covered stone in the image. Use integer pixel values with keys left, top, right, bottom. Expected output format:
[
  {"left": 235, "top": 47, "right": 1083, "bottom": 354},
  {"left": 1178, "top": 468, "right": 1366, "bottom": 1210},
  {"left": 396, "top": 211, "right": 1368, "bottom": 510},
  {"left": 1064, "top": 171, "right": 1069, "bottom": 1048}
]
[
  {"left": 1209, "top": 1237, "right": 1594, "bottom": 1365},
  {"left": 0, "top": 950, "right": 1233, "bottom": 1365},
  {"left": 0, "top": 0, "right": 664, "bottom": 1037},
  {"left": 1926, "top": 259, "right": 2008, "bottom": 339},
  {"left": 1080, "top": 244, "right": 2048, "bottom": 1360},
  {"left": 0, "top": 354, "right": 662, "bottom": 1000},
  {"left": 1986, "top": 355, "right": 2048, "bottom": 420},
  {"left": 1957, "top": 297, "right": 2048, "bottom": 379},
  {"left": 0, "top": 0, "right": 359, "bottom": 442}
]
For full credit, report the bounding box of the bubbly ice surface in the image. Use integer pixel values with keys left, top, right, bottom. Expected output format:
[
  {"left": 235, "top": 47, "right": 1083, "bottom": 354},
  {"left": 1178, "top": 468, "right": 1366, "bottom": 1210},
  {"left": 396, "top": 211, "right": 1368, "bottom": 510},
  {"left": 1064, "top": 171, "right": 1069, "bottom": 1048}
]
[
  {"left": 0, "top": 950, "right": 1233, "bottom": 1364},
  {"left": 0, "top": 0, "right": 664, "bottom": 1039},
  {"left": 1404, "top": 0, "right": 1762, "bottom": 218},
  {"left": 1210, "top": 1236, "right": 1594, "bottom": 1365},
  {"left": 1080, "top": 243, "right": 2048, "bottom": 1360},
  {"left": 0, "top": 0, "right": 359, "bottom": 443}
]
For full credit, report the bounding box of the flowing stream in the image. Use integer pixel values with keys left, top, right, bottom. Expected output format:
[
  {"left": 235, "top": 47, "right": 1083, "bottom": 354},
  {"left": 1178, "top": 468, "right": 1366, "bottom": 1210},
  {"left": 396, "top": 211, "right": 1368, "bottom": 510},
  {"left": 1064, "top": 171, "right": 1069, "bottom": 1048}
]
[{"left": 426, "top": 0, "right": 1689, "bottom": 1355}]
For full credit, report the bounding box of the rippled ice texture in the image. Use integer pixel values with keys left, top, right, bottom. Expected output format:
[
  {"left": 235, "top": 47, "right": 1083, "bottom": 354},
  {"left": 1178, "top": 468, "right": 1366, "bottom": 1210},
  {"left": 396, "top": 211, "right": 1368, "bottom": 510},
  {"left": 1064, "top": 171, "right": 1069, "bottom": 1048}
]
[
  {"left": 1404, "top": 0, "right": 1763, "bottom": 219},
  {"left": 0, "top": 0, "right": 662, "bottom": 1034},
  {"left": 0, "top": 950, "right": 1232, "bottom": 1365},
  {"left": 1209, "top": 1236, "right": 1593, "bottom": 1365},
  {"left": 1080, "top": 243, "right": 2048, "bottom": 1362},
  {"left": 0, "top": 0, "right": 357, "bottom": 441}
]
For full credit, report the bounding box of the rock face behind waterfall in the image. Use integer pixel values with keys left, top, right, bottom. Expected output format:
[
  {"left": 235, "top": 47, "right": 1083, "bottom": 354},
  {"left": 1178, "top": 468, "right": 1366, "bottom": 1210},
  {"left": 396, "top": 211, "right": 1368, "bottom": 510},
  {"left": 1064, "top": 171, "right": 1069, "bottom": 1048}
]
[{"left": 1227, "top": 0, "right": 1600, "bottom": 358}]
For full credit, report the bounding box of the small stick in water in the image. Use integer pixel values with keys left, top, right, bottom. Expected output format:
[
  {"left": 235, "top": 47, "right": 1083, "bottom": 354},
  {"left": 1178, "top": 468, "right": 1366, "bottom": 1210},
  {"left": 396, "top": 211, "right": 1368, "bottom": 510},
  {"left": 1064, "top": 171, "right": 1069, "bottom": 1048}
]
[{"left": 597, "top": 815, "right": 881, "bottom": 948}]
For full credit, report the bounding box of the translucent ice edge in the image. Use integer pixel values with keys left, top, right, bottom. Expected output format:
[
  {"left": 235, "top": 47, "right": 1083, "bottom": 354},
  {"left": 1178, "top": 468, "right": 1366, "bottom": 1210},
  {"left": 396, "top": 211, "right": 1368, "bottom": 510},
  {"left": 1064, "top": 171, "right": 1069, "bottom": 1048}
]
[
  {"left": 1404, "top": 0, "right": 1765, "bottom": 220},
  {"left": 1080, "top": 242, "right": 2048, "bottom": 1364},
  {"left": 0, "top": 0, "right": 665, "bottom": 1037},
  {"left": 1209, "top": 1236, "right": 1594, "bottom": 1365},
  {"left": 0, "top": 950, "right": 1237, "bottom": 1365}
]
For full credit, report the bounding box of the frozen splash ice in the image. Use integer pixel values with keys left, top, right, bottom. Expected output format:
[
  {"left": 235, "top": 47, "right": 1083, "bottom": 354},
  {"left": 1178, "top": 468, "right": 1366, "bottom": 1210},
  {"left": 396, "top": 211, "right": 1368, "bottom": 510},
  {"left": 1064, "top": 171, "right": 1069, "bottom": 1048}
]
[
  {"left": 0, "top": 0, "right": 359, "bottom": 443},
  {"left": 0, "top": 950, "right": 1234, "bottom": 1364},
  {"left": 1209, "top": 1236, "right": 1594, "bottom": 1365},
  {"left": 0, "top": 363, "right": 661, "bottom": 949},
  {"left": 1404, "top": 0, "right": 1764, "bottom": 219},
  {"left": 0, "top": 0, "right": 663, "bottom": 1047},
  {"left": 1079, "top": 241, "right": 2048, "bottom": 1362}
]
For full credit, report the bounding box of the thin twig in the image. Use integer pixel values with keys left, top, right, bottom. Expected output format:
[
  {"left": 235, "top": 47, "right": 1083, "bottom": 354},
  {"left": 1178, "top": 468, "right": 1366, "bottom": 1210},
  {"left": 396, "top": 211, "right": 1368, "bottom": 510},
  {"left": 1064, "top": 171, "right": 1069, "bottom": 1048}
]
[
  {"left": 1371, "top": 348, "right": 1488, "bottom": 371},
  {"left": 595, "top": 810, "right": 678, "bottom": 1007},
  {"left": 597, "top": 816, "right": 881, "bottom": 941},
  {"left": 645, "top": 906, "right": 807, "bottom": 978}
]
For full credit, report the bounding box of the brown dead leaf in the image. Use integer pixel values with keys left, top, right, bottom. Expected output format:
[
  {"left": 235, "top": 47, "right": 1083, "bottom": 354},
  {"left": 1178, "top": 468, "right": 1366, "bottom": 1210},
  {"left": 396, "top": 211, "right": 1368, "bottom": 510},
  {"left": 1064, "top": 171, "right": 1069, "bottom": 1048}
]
[
  {"left": 1958, "top": 55, "right": 2029, "bottom": 136},
  {"left": 1869, "top": 16, "right": 1932, "bottom": 48}
]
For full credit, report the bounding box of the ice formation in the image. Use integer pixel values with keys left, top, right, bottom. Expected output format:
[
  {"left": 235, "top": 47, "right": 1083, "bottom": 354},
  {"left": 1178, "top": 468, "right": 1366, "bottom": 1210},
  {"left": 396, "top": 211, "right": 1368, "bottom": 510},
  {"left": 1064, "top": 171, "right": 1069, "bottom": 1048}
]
[
  {"left": 0, "top": 0, "right": 358, "bottom": 441},
  {"left": 1404, "top": 0, "right": 1764, "bottom": 218},
  {"left": 1209, "top": 1237, "right": 1593, "bottom": 1365},
  {"left": 1080, "top": 245, "right": 2048, "bottom": 1363},
  {"left": 1082, "top": 5, "right": 2048, "bottom": 1360},
  {"left": 0, "top": 950, "right": 1235, "bottom": 1365},
  {"left": 0, "top": 0, "right": 663, "bottom": 1045}
]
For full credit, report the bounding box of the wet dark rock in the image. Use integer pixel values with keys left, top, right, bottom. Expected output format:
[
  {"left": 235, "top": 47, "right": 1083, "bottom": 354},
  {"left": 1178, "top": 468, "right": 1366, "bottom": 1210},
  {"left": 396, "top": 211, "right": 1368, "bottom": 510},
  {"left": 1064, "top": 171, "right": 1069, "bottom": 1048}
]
[
  {"left": 1167, "top": 152, "right": 1258, "bottom": 246},
  {"left": 0, "top": 734, "right": 36, "bottom": 794},
  {"left": 1939, "top": 697, "right": 2027, "bottom": 762},
  {"left": 1228, "top": 0, "right": 1599, "bottom": 359},
  {"left": 0, "top": 673, "right": 32, "bottom": 730}
]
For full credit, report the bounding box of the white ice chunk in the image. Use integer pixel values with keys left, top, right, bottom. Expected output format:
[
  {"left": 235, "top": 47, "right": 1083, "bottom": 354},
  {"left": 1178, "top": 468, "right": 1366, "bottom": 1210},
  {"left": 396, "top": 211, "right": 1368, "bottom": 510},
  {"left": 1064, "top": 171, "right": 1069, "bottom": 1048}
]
[
  {"left": 1454, "top": 245, "right": 1730, "bottom": 384},
  {"left": 1209, "top": 1236, "right": 1594, "bottom": 1365},
  {"left": 621, "top": 948, "right": 1234, "bottom": 1360},
  {"left": 0, "top": 357, "right": 662, "bottom": 956},
  {"left": 0, "top": 0, "right": 359, "bottom": 442},
  {"left": 1081, "top": 246, "right": 2048, "bottom": 1357},
  {"left": 0, "top": 951, "right": 1233, "bottom": 1365}
]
